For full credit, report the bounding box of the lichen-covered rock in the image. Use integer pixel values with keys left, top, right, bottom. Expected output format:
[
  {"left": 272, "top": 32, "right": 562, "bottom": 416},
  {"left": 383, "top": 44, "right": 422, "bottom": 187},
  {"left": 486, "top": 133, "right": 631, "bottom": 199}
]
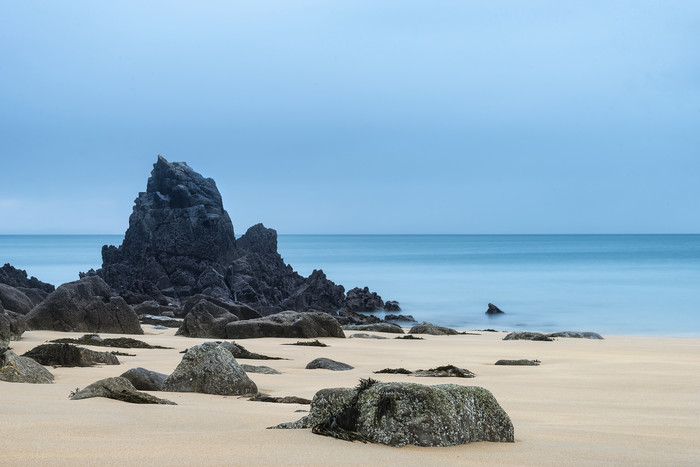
[
  {"left": 25, "top": 276, "right": 143, "bottom": 334},
  {"left": 224, "top": 311, "right": 345, "bottom": 339},
  {"left": 162, "top": 342, "right": 257, "bottom": 395},
  {"left": 71, "top": 377, "right": 176, "bottom": 404},
  {"left": 548, "top": 331, "right": 603, "bottom": 339},
  {"left": 409, "top": 322, "right": 459, "bottom": 336},
  {"left": 120, "top": 367, "right": 168, "bottom": 391},
  {"left": 176, "top": 295, "right": 260, "bottom": 338},
  {"left": 0, "top": 351, "right": 54, "bottom": 383},
  {"left": 305, "top": 358, "right": 354, "bottom": 371},
  {"left": 0, "top": 284, "right": 35, "bottom": 315},
  {"left": 275, "top": 381, "right": 514, "bottom": 447},
  {"left": 503, "top": 332, "right": 553, "bottom": 341},
  {"left": 345, "top": 323, "right": 404, "bottom": 334},
  {"left": 344, "top": 287, "right": 384, "bottom": 311},
  {"left": 22, "top": 343, "right": 120, "bottom": 367}
]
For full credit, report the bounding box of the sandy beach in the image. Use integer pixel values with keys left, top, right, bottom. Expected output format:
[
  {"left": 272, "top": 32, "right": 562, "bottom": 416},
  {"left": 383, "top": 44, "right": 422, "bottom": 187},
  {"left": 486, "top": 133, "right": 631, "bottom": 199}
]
[{"left": 2, "top": 327, "right": 699, "bottom": 466}]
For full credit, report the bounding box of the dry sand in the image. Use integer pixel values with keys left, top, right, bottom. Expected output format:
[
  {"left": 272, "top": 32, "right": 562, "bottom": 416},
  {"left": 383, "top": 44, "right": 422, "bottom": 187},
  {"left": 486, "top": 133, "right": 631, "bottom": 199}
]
[{"left": 2, "top": 327, "right": 699, "bottom": 466}]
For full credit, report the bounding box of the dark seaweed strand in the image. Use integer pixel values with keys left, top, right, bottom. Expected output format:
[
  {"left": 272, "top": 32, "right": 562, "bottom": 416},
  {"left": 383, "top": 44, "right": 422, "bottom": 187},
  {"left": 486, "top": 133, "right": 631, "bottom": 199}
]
[{"left": 311, "top": 378, "right": 379, "bottom": 443}]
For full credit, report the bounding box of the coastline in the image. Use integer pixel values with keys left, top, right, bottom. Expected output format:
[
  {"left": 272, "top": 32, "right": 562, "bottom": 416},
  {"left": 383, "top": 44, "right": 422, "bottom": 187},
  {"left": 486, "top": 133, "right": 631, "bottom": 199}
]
[{"left": 2, "top": 328, "right": 699, "bottom": 466}]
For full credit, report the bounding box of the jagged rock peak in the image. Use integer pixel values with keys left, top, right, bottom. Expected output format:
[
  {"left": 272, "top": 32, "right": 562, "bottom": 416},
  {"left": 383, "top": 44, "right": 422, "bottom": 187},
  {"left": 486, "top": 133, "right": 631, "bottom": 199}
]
[{"left": 237, "top": 223, "right": 278, "bottom": 256}]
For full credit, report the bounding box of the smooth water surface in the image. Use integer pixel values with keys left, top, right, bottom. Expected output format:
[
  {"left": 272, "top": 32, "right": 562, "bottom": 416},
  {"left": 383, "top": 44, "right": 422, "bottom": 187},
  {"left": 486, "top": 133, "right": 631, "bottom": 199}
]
[{"left": 1, "top": 234, "right": 698, "bottom": 336}]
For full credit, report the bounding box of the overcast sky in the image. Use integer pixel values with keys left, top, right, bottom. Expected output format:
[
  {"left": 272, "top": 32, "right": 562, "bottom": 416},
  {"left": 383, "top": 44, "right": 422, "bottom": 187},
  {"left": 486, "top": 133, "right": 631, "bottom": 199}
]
[{"left": 1, "top": 1, "right": 698, "bottom": 234}]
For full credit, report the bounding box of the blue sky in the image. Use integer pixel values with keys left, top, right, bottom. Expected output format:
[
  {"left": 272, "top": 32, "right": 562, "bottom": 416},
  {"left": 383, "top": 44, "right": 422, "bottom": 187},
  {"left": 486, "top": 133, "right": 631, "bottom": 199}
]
[{"left": 1, "top": 1, "right": 698, "bottom": 234}]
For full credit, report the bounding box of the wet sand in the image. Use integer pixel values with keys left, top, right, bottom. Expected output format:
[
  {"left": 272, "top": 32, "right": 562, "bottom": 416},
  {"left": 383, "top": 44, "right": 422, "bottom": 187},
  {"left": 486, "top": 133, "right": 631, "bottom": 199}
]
[{"left": 2, "top": 327, "right": 699, "bottom": 466}]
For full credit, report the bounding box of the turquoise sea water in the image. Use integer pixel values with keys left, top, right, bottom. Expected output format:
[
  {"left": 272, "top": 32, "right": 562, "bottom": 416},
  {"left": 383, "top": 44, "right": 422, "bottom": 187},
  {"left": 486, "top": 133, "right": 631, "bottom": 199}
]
[{"left": 1, "top": 234, "right": 699, "bottom": 336}]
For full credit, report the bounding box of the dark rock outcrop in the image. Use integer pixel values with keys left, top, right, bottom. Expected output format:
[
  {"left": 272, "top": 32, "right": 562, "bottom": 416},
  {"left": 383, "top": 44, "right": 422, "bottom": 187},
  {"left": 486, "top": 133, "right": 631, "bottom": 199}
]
[
  {"left": 0, "top": 263, "right": 54, "bottom": 293},
  {"left": 50, "top": 334, "right": 171, "bottom": 349},
  {"left": 383, "top": 301, "right": 401, "bottom": 312},
  {"left": 305, "top": 358, "right": 354, "bottom": 371},
  {"left": 345, "top": 287, "right": 384, "bottom": 311},
  {"left": 275, "top": 381, "right": 514, "bottom": 447},
  {"left": 334, "top": 308, "right": 382, "bottom": 326},
  {"left": 15, "top": 287, "right": 49, "bottom": 307},
  {"left": 23, "top": 343, "right": 120, "bottom": 367},
  {"left": 503, "top": 332, "right": 553, "bottom": 342},
  {"left": 344, "top": 323, "right": 404, "bottom": 334},
  {"left": 409, "top": 322, "right": 459, "bottom": 336},
  {"left": 384, "top": 314, "right": 414, "bottom": 322},
  {"left": 548, "top": 331, "right": 603, "bottom": 339},
  {"left": 25, "top": 276, "right": 143, "bottom": 334},
  {"left": 162, "top": 342, "right": 257, "bottom": 395},
  {"left": 71, "top": 377, "right": 176, "bottom": 404},
  {"left": 97, "top": 158, "right": 350, "bottom": 313},
  {"left": 176, "top": 295, "right": 260, "bottom": 338},
  {"left": 224, "top": 311, "right": 345, "bottom": 340},
  {"left": 486, "top": 303, "right": 505, "bottom": 315},
  {"left": 0, "top": 284, "right": 35, "bottom": 315},
  {"left": 120, "top": 367, "right": 168, "bottom": 391},
  {"left": 0, "top": 351, "right": 54, "bottom": 383}
]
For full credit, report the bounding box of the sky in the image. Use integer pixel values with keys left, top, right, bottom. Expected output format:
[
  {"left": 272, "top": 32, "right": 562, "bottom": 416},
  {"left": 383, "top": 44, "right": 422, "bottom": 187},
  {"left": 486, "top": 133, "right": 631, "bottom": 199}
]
[{"left": 1, "top": 1, "right": 698, "bottom": 235}]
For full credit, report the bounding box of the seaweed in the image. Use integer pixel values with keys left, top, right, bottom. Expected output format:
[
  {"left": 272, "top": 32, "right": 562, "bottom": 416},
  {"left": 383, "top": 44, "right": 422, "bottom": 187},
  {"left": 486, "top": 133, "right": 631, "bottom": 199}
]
[
  {"left": 283, "top": 340, "right": 328, "bottom": 347},
  {"left": 311, "top": 378, "right": 378, "bottom": 443},
  {"left": 373, "top": 368, "right": 413, "bottom": 374}
]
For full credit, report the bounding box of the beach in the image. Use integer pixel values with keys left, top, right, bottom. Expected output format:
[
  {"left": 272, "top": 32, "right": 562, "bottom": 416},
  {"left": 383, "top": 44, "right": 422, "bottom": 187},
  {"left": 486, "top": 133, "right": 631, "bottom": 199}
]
[{"left": 2, "top": 328, "right": 699, "bottom": 466}]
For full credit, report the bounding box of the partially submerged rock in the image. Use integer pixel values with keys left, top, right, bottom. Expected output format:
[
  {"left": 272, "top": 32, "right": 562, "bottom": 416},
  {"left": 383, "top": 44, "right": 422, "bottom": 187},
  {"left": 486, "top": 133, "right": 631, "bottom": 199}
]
[
  {"left": 26, "top": 276, "right": 143, "bottom": 334},
  {"left": 224, "top": 311, "right": 345, "bottom": 339},
  {"left": 0, "top": 351, "right": 54, "bottom": 383},
  {"left": 275, "top": 380, "right": 514, "bottom": 447},
  {"left": 503, "top": 332, "right": 553, "bottom": 341},
  {"left": 383, "top": 301, "right": 401, "bottom": 312},
  {"left": 495, "top": 359, "right": 540, "bottom": 366},
  {"left": 409, "top": 322, "right": 459, "bottom": 336},
  {"left": 71, "top": 377, "right": 176, "bottom": 404},
  {"left": 120, "top": 367, "right": 168, "bottom": 391},
  {"left": 162, "top": 342, "right": 257, "bottom": 395},
  {"left": 345, "top": 323, "right": 404, "bottom": 334},
  {"left": 23, "top": 343, "right": 120, "bottom": 367},
  {"left": 485, "top": 303, "right": 505, "bottom": 315},
  {"left": 50, "top": 334, "right": 171, "bottom": 349},
  {"left": 306, "top": 358, "right": 354, "bottom": 371}
]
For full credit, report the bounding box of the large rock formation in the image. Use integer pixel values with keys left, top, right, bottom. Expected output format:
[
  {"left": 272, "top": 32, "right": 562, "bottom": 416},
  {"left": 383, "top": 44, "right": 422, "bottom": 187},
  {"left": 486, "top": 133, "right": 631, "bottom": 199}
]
[
  {"left": 97, "top": 157, "right": 347, "bottom": 313},
  {"left": 344, "top": 287, "right": 384, "bottom": 311},
  {"left": 275, "top": 380, "right": 514, "bottom": 447},
  {"left": 25, "top": 276, "right": 143, "bottom": 334}
]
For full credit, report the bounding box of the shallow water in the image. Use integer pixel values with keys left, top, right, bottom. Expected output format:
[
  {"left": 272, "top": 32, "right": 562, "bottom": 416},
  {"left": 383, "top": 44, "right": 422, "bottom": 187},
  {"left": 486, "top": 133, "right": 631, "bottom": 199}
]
[{"left": 1, "top": 234, "right": 698, "bottom": 336}]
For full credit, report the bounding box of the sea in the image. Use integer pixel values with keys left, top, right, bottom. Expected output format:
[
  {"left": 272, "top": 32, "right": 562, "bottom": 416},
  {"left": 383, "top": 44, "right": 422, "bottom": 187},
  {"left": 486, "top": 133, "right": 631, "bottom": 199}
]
[{"left": 1, "top": 234, "right": 699, "bottom": 337}]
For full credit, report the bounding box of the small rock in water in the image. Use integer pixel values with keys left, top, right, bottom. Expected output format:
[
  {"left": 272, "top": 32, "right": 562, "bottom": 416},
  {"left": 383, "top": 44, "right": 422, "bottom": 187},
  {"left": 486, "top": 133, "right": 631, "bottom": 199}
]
[{"left": 485, "top": 303, "right": 505, "bottom": 315}]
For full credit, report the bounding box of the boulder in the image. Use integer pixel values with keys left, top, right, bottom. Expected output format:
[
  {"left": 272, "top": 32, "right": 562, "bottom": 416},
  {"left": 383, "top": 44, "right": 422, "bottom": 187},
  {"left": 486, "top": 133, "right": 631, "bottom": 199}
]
[
  {"left": 240, "top": 364, "right": 281, "bottom": 375},
  {"left": 503, "top": 332, "right": 553, "bottom": 342},
  {"left": 345, "top": 323, "right": 404, "bottom": 334},
  {"left": 0, "top": 351, "right": 54, "bottom": 383},
  {"left": 384, "top": 314, "right": 414, "bottom": 322},
  {"left": 383, "top": 301, "right": 401, "bottom": 312},
  {"left": 1, "top": 310, "right": 28, "bottom": 351},
  {"left": 0, "top": 284, "right": 35, "bottom": 315},
  {"left": 120, "top": 367, "right": 168, "bottom": 391},
  {"left": 305, "top": 358, "right": 354, "bottom": 371},
  {"left": 548, "top": 331, "right": 603, "bottom": 339},
  {"left": 176, "top": 295, "right": 260, "bottom": 338},
  {"left": 70, "top": 377, "right": 176, "bottom": 404},
  {"left": 218, "top": 341, "right": 282, "bottom": 360},
  {"left": 0, "top": 263, "right": 54, "bottom": 293},
  {"left": 224, "top": 311, "right": 345, "bottom": 339},
  {"left": 25, "top": 276, "right": 143, "bottom": 334},
  {"left": 23, "top": 343, "right": 120, "bottom": 367},
  {"left": 162, "top": 342, "right": 257, "bottom": 395},
  {"left": 485, "top": 303, "right": 505, "bottom": 315},
  {"left": 409, "top": 322, "right": 459, "bottom": 336},
  {"left": 275, "top": 380, "right": 514, "bottom": 447},
  {"left": 344, "top": 287, "right": 384, "bottom": 311}
]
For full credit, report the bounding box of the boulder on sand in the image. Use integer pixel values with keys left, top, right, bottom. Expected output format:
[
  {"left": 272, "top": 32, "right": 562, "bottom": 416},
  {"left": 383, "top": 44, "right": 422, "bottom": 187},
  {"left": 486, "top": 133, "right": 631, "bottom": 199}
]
[
  {"left": 23, "top": 343, "right": 120, "bottom": 367},
  {"left": 0, "top": 351, "right": 54, "bottom": 383},
  {"left": 344, "top": 323, "right": 404, "bottom": 334},
  {"left": 275, "top": 379, "right": 514, "bottom": 447},
  {"left": 25, "top": 276, "right": 143, "bottom": 334},
  {"left": 224, "top": 311, "right": 345, "bottom": 340},
  {"left": 162, "top": 342, "right": 257, "bottom": 395},
  {"left": 120, "top": 367, "right": 168, "bottom": 391},
  {"left": 176, "top": 295, "right": 260, "bottom": 338},
  {"left": 409, "top": 322, "right": 459, "bottom": 336},
  {"left": 305, "top": 358, "right": 354, "bottom": 371},
  {"left": 71, "top": 377, "right": 176, "bottom": 404}
]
